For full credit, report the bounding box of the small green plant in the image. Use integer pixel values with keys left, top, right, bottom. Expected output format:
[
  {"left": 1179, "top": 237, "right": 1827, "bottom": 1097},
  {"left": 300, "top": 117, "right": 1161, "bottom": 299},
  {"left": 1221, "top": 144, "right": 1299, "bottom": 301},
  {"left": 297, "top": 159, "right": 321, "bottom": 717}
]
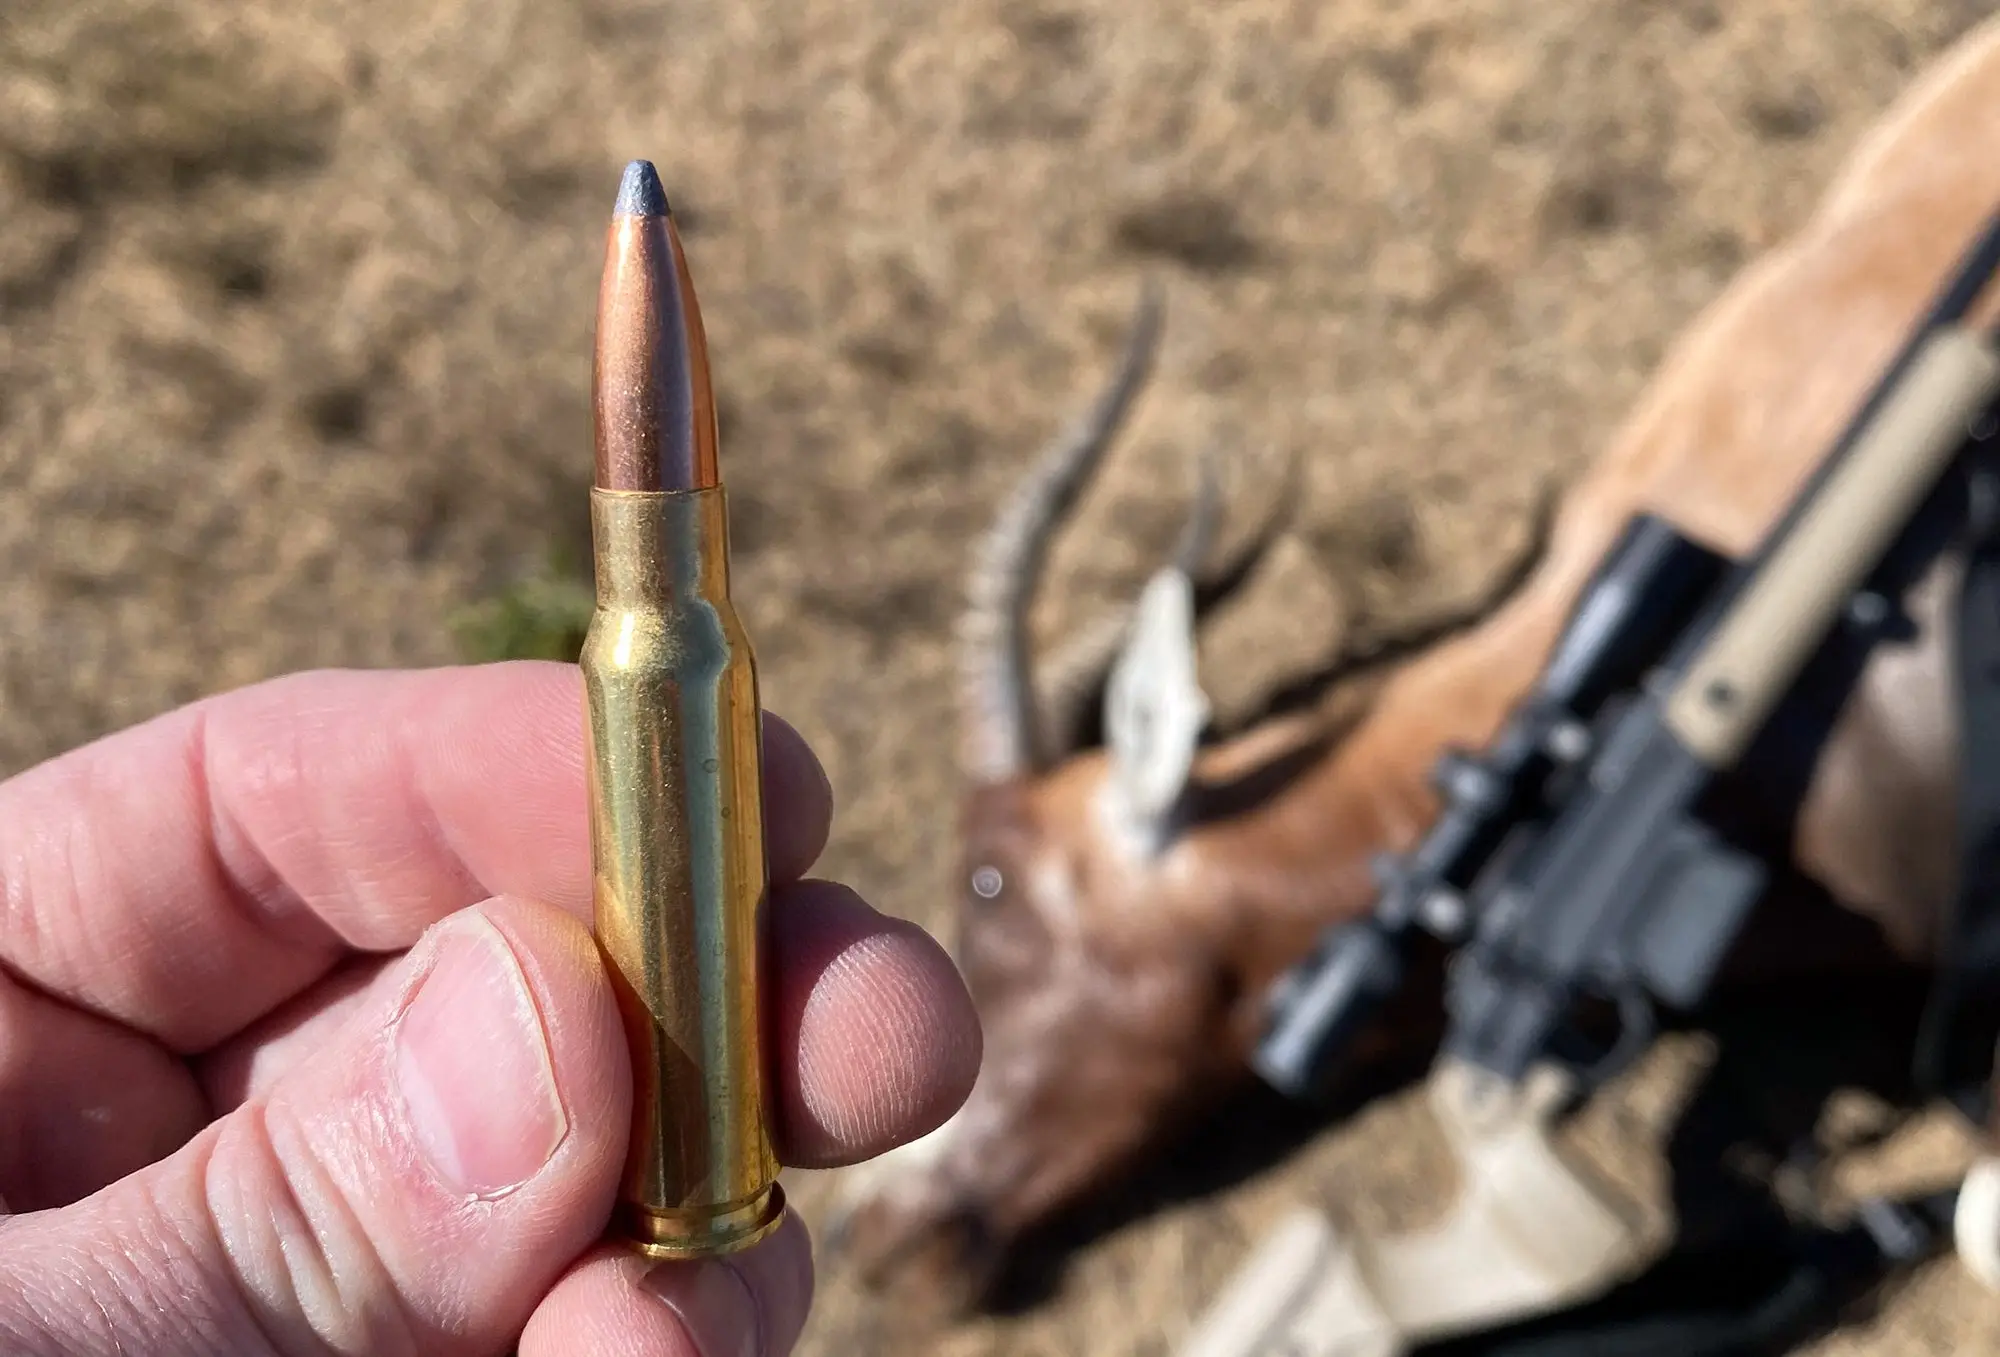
[{"left": 450, "top": 542, "right": 595, "bottom": 663}]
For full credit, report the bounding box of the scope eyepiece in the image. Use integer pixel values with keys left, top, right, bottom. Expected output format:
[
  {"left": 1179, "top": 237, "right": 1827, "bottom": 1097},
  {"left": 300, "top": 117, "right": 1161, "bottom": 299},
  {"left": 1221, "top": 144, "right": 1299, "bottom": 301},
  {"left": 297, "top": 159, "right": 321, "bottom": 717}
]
[{"left": 1253, "top": 918, "right": 1409, "bottom": 1101}]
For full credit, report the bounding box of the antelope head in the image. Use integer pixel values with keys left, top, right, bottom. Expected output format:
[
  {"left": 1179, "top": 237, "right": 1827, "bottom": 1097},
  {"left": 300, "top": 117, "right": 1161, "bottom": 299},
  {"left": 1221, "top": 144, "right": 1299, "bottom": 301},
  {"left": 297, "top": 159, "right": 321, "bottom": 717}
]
[{"left": 829, "top": 280, "right": 1509, "bottom": 1311}]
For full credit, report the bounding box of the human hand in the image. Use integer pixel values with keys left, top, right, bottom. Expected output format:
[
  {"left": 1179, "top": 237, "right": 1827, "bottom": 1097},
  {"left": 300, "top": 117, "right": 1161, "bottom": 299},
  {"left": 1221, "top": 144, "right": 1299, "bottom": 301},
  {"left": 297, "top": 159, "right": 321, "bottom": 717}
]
[{"left": 0, "top": 661, "right": 981, "bottom": 1356}]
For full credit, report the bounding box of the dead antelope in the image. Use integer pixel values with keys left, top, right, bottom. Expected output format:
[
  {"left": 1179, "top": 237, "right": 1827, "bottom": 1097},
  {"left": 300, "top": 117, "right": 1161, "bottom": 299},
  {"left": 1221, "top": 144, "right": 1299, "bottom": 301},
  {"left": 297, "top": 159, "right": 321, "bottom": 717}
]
[{"left": 834, "top": 12, "right": 2000, "bottom": 1316}]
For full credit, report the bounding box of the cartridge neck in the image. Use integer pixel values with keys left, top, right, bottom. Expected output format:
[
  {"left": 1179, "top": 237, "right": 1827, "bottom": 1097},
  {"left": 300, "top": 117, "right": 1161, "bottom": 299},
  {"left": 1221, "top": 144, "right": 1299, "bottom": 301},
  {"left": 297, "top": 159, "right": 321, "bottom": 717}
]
[{"left": 591, "top": 487, "right": 734, "bottom": 607}]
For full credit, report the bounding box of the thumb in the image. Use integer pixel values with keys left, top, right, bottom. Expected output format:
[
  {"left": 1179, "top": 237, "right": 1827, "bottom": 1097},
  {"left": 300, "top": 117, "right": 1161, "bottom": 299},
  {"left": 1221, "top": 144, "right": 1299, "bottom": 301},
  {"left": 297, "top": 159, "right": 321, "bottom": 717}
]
[{"left": 0, "top": 896, "right": 630, "bottom": 1357}]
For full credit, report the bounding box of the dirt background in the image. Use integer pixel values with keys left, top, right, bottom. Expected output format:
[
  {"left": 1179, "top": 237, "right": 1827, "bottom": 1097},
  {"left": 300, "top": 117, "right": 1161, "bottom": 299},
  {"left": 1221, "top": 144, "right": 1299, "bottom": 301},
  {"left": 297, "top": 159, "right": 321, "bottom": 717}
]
[{"left": 6, "top": 0, "right": 2000, "bottom": 1353}]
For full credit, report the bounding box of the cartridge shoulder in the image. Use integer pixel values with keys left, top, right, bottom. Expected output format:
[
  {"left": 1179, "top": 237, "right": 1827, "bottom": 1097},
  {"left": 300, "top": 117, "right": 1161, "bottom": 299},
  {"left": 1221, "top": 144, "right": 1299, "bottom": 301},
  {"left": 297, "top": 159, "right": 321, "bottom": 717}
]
[{"left": 580, "top": 599, "right": 747, "bottom": 681}]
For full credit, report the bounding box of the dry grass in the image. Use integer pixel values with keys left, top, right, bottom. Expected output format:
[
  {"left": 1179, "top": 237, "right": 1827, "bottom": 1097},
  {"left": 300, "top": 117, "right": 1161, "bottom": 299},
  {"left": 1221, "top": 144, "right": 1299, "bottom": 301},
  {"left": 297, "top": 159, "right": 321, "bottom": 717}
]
[{"left": 4, "top": 0, "right": 1997, "bottom": 1352}]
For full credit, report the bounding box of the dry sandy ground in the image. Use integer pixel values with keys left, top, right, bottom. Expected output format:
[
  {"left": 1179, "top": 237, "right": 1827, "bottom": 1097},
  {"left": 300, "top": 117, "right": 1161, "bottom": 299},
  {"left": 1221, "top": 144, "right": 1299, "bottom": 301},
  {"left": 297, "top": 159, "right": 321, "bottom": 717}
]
[{"left": 5, "top": 0, "right": 1999, "bottom": 1353}]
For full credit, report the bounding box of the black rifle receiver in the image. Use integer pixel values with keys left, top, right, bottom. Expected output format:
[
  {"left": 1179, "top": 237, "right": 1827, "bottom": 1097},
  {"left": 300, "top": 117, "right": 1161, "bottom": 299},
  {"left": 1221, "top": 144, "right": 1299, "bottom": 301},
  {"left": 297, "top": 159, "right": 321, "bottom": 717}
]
[{"left": 1255, "top": 206, "right": 2000, "bottom": 1104}]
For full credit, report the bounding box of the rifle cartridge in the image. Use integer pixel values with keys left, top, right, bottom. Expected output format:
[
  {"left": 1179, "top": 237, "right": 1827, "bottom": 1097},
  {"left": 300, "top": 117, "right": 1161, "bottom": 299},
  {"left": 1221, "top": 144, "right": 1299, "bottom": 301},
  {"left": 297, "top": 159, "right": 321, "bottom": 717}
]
[{"left": 581, "top": 159, "right": 783, "bottom": 1259}]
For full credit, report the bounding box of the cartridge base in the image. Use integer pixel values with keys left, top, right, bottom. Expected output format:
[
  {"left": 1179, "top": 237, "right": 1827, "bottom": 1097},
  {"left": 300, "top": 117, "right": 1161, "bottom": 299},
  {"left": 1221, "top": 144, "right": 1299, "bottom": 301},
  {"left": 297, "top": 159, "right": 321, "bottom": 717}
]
[{"left": 615, "top": 1181, "right": 788, "bottom": 1260}]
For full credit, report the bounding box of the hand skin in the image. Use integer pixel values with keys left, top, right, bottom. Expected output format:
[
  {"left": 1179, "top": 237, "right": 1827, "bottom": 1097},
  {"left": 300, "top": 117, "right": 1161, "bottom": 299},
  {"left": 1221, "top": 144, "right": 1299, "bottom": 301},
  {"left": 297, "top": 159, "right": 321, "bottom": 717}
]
[{"left": 0, "top": 661, "right": 983, "bottom": 1357}]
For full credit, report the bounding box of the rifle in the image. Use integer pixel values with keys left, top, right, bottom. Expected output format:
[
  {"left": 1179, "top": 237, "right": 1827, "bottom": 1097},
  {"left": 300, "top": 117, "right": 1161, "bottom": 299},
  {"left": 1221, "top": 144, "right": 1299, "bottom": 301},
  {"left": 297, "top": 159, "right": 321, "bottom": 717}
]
[
  {"left": 1255, "top": 204, "right": 2000, "bottom": 1108},
  {"left": 1175, "top": 210, "right": 2000, "bottom": 1357}
]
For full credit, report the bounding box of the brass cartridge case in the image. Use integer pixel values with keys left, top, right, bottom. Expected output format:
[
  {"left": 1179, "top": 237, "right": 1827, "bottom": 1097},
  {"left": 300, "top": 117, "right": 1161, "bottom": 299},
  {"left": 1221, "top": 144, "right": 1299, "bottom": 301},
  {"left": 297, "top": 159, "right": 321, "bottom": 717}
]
[{"left": 581, "top": 482, "right": 784, "bottom": 1259}]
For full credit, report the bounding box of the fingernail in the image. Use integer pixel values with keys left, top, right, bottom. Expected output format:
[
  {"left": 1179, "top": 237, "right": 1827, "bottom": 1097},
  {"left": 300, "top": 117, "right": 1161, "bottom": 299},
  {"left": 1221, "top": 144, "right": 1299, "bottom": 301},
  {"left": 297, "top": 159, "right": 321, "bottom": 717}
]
[
  {"left": 395, "top": 913, "right": 568, "bottom": 1197},
  {"left": 646, "top": 1259, "right": 762, "bottom": 1357}
]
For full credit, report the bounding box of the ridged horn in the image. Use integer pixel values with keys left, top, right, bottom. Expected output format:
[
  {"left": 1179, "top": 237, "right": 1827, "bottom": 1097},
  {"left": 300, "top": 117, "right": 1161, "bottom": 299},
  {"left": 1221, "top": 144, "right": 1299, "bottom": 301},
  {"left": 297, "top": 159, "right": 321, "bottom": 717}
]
[{"left": 955, "top": 277, "right": 1167, "bottom": 783}]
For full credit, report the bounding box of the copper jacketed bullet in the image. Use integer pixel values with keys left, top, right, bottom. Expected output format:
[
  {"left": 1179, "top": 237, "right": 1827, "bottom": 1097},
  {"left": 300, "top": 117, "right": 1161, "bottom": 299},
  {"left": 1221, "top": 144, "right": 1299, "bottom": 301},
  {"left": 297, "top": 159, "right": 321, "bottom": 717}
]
[{"left": 582, "top": 159, "right": 784, "bottom": 1259}]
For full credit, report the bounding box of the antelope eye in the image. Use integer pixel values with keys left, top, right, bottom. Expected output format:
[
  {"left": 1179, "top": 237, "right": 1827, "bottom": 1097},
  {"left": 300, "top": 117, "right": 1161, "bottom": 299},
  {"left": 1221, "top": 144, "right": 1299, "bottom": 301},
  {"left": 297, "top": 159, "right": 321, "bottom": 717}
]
[{"left": 970, "top": 865, "right": 1004, "bottom": 900}]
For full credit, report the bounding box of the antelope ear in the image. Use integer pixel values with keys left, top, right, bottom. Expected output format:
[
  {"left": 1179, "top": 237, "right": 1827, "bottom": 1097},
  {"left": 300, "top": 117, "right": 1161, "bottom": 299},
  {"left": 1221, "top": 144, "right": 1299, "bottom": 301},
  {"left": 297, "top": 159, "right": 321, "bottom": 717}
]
[{"left": 1103, "top": 565, "right": 1211, "bottom": 826}]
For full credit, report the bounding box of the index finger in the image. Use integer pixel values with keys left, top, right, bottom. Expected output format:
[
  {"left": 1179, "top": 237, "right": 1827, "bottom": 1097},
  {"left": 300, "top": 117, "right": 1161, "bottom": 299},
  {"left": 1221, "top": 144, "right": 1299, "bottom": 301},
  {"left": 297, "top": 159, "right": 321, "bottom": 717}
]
[{"left": 0, "top": 661, "right": 833, "bottom": 1053}]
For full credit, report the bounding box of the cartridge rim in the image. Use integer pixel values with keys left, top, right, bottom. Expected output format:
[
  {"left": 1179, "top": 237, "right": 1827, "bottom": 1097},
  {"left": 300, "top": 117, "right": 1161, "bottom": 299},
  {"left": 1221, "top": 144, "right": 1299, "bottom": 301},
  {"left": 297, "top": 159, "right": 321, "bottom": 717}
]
[{"left": 613, "top": 1182, "right": 789, "bottom": 1261}]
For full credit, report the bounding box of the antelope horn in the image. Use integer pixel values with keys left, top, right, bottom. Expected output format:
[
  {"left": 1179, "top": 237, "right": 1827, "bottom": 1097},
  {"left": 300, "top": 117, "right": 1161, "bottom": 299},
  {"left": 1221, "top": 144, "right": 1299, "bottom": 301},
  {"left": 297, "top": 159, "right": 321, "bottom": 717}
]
[{"left": 955, "top": 277, "right": 1167, "bottom": 783}]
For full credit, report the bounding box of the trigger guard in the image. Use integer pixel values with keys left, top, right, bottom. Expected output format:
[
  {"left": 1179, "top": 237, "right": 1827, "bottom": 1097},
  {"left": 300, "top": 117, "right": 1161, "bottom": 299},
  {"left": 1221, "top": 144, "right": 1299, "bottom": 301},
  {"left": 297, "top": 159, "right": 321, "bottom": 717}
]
[{"left": 1574, "top": 987, "right": 1658, "bottom": 1096}]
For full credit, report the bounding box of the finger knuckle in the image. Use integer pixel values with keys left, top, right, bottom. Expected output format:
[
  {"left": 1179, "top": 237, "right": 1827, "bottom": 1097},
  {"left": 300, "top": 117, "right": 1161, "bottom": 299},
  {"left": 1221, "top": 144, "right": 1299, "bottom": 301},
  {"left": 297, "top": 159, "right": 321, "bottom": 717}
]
[{"left": 200, "top": 1103, "right": 425, "bottom": 1357}]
